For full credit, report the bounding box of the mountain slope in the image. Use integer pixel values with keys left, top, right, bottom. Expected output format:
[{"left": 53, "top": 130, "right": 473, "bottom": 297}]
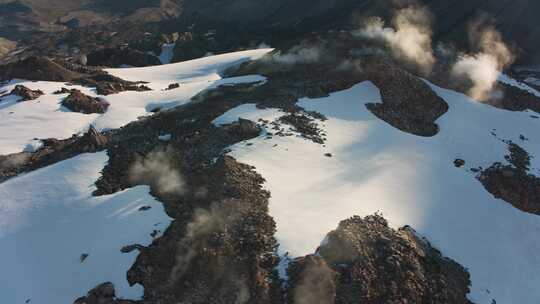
[{"left": 0, "top": 44, "right": 539, "bottom": 303}]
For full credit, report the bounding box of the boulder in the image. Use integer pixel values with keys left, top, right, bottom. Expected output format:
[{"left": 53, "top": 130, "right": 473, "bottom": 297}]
[
  {"left": 75, "top": 126, "right": 108, "bottom": 151},
  {"left": 73, "top": 282, "right": 135, "bottom": 304},
  {"left": 62, "top": 90, "right": 109, "bottom": 114},
  {"left": 288, "top": 215, "right": 472, "bottom": 304},
  {"left": 10, "top": 85, "right": 43, "bottom": 101}
]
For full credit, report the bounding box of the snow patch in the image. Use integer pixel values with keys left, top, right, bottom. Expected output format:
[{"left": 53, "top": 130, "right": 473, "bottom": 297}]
[
  {"left": 217, "top": 81, "right": 540, "bottom": 304},
  {"left": 0, "top": 152, "right": 172, "bottom": 303}
]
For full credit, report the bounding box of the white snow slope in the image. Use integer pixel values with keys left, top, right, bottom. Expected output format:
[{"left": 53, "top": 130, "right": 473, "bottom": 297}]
[
  {"left": 215, "top": 81, "right": 540, "bottom": 304},
  {"left": 0, "top": 152, "right": 172, "bottom": 304},
  {"left": 0, "top": 49, "right": 272, "bottom": 155}
]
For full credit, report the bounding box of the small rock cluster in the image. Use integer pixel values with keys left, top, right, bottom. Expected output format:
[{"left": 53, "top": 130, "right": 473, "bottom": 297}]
[
  {"left": 478, "top": 142, "right": 540, "bottom": 215},
  {"left": 10, "top": 85, "right": 44, "bottom": 101},
  {"left": 62, "top": 90, "right": 109, "bottom": 114}
]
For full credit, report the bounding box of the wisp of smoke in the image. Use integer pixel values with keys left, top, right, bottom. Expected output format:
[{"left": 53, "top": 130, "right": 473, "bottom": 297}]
[
  {"left": 0, "top": 153, "right": 30, "bottom": 170},
  {"left": 270, "top": 45, "right": 322, "bottom": 65},
  {"left": 451, "top": 24, "right": 514, "bottom": 100},
  {"left": 358, "top": 6, "right": 435, "bottom": 72},
  {"left": 170, "top": 207, "right": 219, "bottom": 281},
  {"left": 128, "top": 148, "right": 185, "bottom": 196},
  {"left": 169, "top": 202, "right": 249, "bottom": 303},
  {"left": 292, "top": 256, "right": 336, "bottom": 304}
]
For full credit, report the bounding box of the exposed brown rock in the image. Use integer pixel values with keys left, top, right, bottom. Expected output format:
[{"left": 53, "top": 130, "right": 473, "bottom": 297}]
[
  {"left": 62, "top": 90, "right": 109, "bottom": 114},
  {"left": 166, "top": 83, "right": 180, "bottom": 90},
  {"left": 0, "top": 56, "right": 151, "bottom": 96},
  {"left": 279, "top": 113, "right": 326, "bottom": 144},
  {"left": 0, "top": 57, "right": 81, "bottom": 82},
  {"left": 10, "top": 85, "right": 43, "bottom": 101},
  {"left": 73, "top": 282, "right": 136, "bottom": 304},
  {"left": 74, "top": 73, "right": 152, "bottom": 96},
  {"left": 53, "top": 87, "right": 78, "bottom": 95},
  {"left": 87, "top": 47, "right": 161, "bottom": 68},
  {"left": 221, "top": 118, "right": 261, "bottom": 138},
  {"left": 485, "top": 82, "right": 540, "bottom": 114},
  {"left": 288, "top": 215, "right": 472, "bottom": 304},
  {"left": 366, "top": 62, "right": 449, "bottom": 137},
  {"left": 454, "top": 159, "right": 465, "bottom": 168},
  {"left": 0, "top": 126, "right": 109, "bottom": 182},
  {"left": 478, "top": 142, "right": 540, "bottom": 215},
  {"left": 75, "top": 125, "right": 109, "bottom": 151}
]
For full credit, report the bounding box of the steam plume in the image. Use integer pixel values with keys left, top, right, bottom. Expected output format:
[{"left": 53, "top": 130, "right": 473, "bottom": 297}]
[
  {"left": 270, "top": 45, "right": 322, "bottom": 65},
  {"left": 358, "top": 6, "right": 435, "bottom": 72},
  {"left": 451, "top": 23, "right": 514, "bottom": 100},
  {"left": 128, "top": 148, "right": 185, "bottom": 195},
  {"left": 292, "top": 256, "right": 336, "bottom": 304}
]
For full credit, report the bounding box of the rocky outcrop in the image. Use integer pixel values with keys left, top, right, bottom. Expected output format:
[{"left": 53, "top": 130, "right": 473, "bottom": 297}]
[
  {"left": 73, "top": 282, "right": 136, "bottom": 304},
  {"left": 74, "top": 125, "right": 109, "bottom": 151},
  {"left": 9, "top": 85, "right": 43, "bottom": 101},
  {"left": 53, "top": 87, "right": 78, "bottom": 95},
  {"left": 75, "top": 74, "right": 152, "bottom": 96},
  {"left": 478, "top": 142, "right": 540, "bottom": 215},
  {"left": 0, "top": 57, "right": 81, "bottom": 82},
  {"left": 221, "top": 118, "right": 261, "bottom": 138},
  {"left": 288, "top": 215, "right": 472, "bottom": 304},
  {"left": 485, "top": 82, "right": 540, "bottom": 114},
  {"left": 172, "top": 32, "right": 211, "bottom": 63},
  {"left": 0, "top": 126, "right": 109, "bottom": 182},
  {"left": 87, "top": 47, "right": 161, "bottom": 67},
  {"left": 366, "top": 62, "right": 449, "bottom": 137},
  {"left": 62, "top": 90, "right": 109, "bottom": 114},
  {"left": 279, "top": 113, "right": 326, "bottom": 144}
]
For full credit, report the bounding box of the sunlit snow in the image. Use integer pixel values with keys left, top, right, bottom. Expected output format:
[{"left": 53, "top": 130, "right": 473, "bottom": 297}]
[
  {"left": 0, "top": 152, "right": 172, "bottom": 303},
  {"left": 0, "top": 49, "right": 272, "bottom": 155},
  {"left": 216, "top": 81, "right": 540, "bottom": 304}
]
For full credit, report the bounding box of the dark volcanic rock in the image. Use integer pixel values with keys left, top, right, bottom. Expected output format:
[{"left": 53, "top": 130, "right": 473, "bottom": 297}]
[
  {"left": 165, "top": 83, "right": 180, "bottom": 90},
  {"left": 10, "top": 85, "right": 43, "bottom": 101},
  {"left": 62, "top": 90, "right": 109, "bottom": 114},
  {"left": 366, "top": 62, "right": 449, "bottom": 137},
  {"left": 75, "top": 125, "right": 109, "bottom": 151},
  {"left": 125, "top": 157, "right": 280, "bottom": 304},
  {"left": 53, "top": 87, "right": 78, "bottom": 95},
  {"left": 288, "top": 215, "right": 472, "bottom": 304},
  {"left": 279, "top": 113, "right": 326, "bottom": 144},
  {"left": 76, "top": 74, "right": 152, "bottom": 96},
  {"left": 73, "top": 282, "right": 135, "bottom": 304},
  {"left": 172, "top": 32, "right": 210, "bottom": 63},
  {"left": 0, "top": 56, "right": 151, "bottom": 96},
  {"left": 454, "top": 159, "right": 465, "bottom": 168},
  {"left": 485, "top": 82, "right": 540, "bottom": 114},
  {"left": 87, "top": 47, "right": 161, "bottom": 68},
  {"left": 221, "top": 118, "right": 261, "bottom": 138},
  {"left": 0, "top": 126, "right": 109, "bottom": 182},
  {"left": 0, "top": 57, "right": 81, "bottom": 82},
  {"left": 478, "top": 142, "right": 540, "bottom": 215}
]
